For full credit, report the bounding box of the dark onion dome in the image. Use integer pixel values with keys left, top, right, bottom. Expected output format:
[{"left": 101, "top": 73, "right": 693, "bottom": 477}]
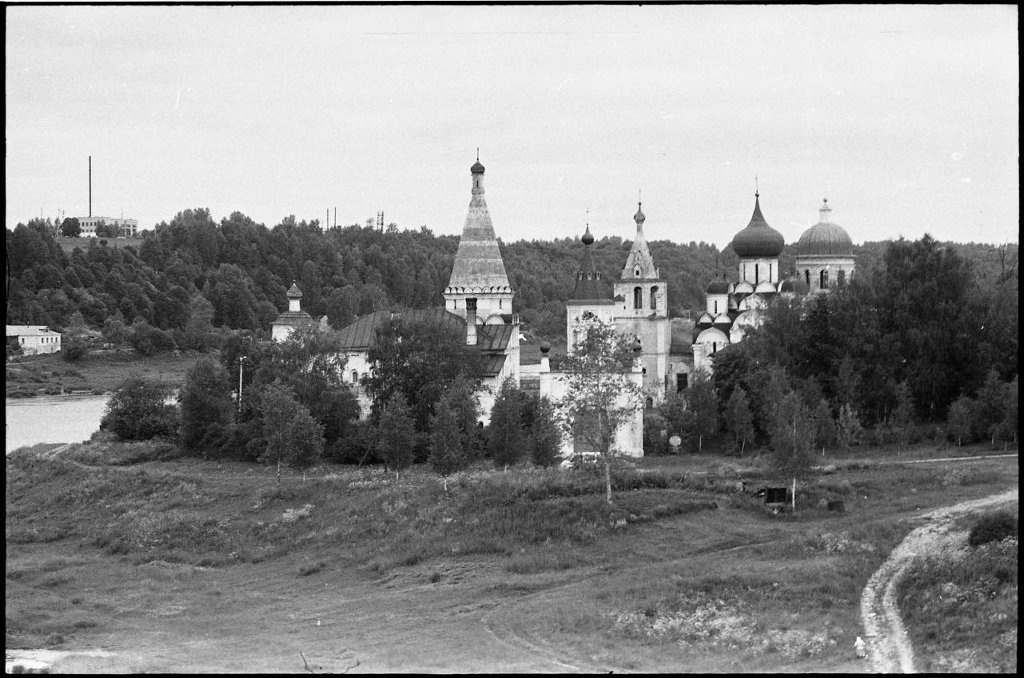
[
  {"left": 471, "top": 159, "right": 485, "bottom": 174},
  {"left": 581, "top": 225, "right": 594, "bottom": 246},
  {"left": 706, "top": 278, "right": 730, "bottom": 295},
  {"left": 731, "top": 194, "right": 785, "bottom": 258}
]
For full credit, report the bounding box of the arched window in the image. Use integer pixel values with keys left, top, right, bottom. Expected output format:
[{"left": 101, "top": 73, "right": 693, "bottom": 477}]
[
  {"left": 634, "top": 267, "right": 641, "bottom": 278},
  {"left": 805, "top": 269, "right": 811, "bottom": 287},
  {"left": 754, "top": 263, "right": 760, "bottom": 283},
  {"left": 650, "top": 286, "right": 658, "bottom": 310},
  {"left": 714, "top": 300, "right": 718, "bottom": 314},
  {"left": 837, "top": 270, "right": 846, "bottom": 286},
  {"left": 645, "top": 397, "right": 653, "bottom": 409},
  {"left": 820, "top": 269, "right": 829, "bottom": 289},
  {"left": 769, "top": 262, "right": 773, "bottom": 281},
  {"left": 634, "top": 287, "right": 643, "bottom": 309},
  {"left": 351, "top": 370, "right": 359, "bottom": 383}
]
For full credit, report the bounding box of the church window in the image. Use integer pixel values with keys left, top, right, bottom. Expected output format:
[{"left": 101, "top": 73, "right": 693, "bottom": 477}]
[
  {"left": 820, "top": 269, "right": 829, "bottom": 289},
  {"left": 645, "top": 397, "right": 654, "bottom": 409},
  {"left": 499, "top": 299, "right": 503, "bottom": 309},
  {"left": 634, "top": 267, "right": 641, "bottom": 278},
  {"left": 769, "top": 262, "right": 773, "bottom": 281},
  {"left": 712, "top": 342, "right": 717, "bottom": 354},
  {"left": 633, "top": 287, "right": 643, "bottom": 309},
  {"left": 755, "top": 263, "right": 760, "bottom": 283},
  {"left": 837, "top": 270, "right": 846, "bottom": 286},
  {"left": 676, "top": 373, "right": 688, "bottom": 391},
  {"left": 714, "top": 300, "right": 718, "bottom": 314},
  {"left": 351, "top": 370, "right": 359, "bottom": 383},
  {"left": 650, "top": 286, "right": 658, "bottom": 310},
  {"left": 805, "top": 269, "right": 811, "bottom": 287}
]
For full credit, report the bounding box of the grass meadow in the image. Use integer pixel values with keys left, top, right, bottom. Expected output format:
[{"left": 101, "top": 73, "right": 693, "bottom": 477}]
[{"left": 5, "top": 439, "right": 1018, "bottom": 672}]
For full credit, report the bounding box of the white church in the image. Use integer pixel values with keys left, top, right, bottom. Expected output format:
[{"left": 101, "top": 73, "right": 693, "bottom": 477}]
[{"left": 272, "top": 157, "right": 856, "bottom": 459}]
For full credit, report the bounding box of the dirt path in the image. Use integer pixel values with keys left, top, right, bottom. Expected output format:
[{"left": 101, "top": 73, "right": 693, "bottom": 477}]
[{"left": 860, "top": 486, "right": 1019, "bottom": 673}]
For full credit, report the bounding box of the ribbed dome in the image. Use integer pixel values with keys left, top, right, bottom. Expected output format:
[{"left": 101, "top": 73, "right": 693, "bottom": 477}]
[
  {"left": 731, "top": 195, "right": 785, "bottom": 258},
  {"left": 798, "top": 221, "right": 853, "bottom": 256}
]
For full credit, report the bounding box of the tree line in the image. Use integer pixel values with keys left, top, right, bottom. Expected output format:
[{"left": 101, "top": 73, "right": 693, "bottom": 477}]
[
  {"left": 650, "top": 234, "right": 1018, "bottom": 465},
  {"left": 9, "top": 209, "right": 1015, "bottom": 347},
  {"left": 100, "top": 321, "right": 565, "bottom": 482}
]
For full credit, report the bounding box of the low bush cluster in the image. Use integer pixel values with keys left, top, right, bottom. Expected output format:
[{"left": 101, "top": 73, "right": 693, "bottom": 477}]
[{"left": 968, "top": 510, "right": 1018, "bottom": 547}]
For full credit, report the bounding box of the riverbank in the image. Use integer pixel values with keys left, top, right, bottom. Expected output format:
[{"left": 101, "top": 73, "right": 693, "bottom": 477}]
[{"left": 5, "top": 350, "right": 202, "bottom": 399}]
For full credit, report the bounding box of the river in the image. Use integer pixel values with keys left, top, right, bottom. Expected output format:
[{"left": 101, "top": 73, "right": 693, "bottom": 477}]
[{"left": 5, "top": 395, "right": 110, "bottom": 455}]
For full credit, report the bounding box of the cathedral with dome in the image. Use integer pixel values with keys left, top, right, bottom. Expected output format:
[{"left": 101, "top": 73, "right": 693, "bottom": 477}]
[
  {"left": 692, "top": 192, "right": 856, "bottom": 372},
  {"left": 271, "top": 156, "right": 857, "bottom": 459}
]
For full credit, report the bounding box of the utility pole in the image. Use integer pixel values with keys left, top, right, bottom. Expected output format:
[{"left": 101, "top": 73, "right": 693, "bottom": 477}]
[{"left": 237, "top": 355, "right": 248, "bottom": 420}]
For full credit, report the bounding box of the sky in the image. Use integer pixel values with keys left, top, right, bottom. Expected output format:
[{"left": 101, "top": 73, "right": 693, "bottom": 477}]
[{"left": 5, "top": 4, "right": 1019, "bottom": 248}]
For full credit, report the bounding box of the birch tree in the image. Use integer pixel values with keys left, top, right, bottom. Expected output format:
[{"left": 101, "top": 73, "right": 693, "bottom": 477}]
[{"left": 559, "top": 319, "right": 643, "bottom": 504}]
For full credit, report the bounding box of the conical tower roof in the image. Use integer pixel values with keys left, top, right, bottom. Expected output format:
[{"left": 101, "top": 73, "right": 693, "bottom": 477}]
[
  {"left": 570, "top": 226, "right": 611, "bottom": 301},
  {"left": 445, "top": 158, "right": 513, "bottom": 293},
  {"left": 620, "top": 201, "right": 660, "bottom": 280}
]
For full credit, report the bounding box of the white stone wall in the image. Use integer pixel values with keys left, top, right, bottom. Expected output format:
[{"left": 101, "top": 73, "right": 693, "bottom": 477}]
[
  {"left": 795, "top": 256, "right": 856, "bottom": 293},
  {"left": 738, "top": 257, "right": 780, "bottom": 285},
  {"left": 543, "top": 368, "right": 644, "bottom": 459}
]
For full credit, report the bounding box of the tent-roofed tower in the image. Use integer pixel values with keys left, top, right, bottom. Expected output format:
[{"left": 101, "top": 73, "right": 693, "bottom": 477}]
[
  {"left": 566, "top": 225, "right": 618, "bottom": 348},
  {"left": 613, "top": 202, "right": 667, "bottom": 317},
  {"left": 443, "top": 155, "right": 514, "bottom": 323}
]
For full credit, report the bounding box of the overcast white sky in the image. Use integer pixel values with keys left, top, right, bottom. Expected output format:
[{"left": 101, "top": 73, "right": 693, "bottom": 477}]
[{"left": 5, "top": 4, "right": 1018, "bottom": 247}]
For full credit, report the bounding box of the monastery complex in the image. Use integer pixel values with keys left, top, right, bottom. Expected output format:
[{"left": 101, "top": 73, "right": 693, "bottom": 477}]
[{"left": 273, "top": 157, "right": 856, "bottom": 458}]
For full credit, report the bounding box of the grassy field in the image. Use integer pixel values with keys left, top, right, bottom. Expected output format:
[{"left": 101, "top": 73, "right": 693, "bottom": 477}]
[
  {"left": 5, "top": 440, "right": 1018, "bottom": 672},
  {"left": 5, "top": 350, "right": 201, "bottom": 398},
  {"left": 896, "top": 511, "right": 1017, "bottom": 673}
]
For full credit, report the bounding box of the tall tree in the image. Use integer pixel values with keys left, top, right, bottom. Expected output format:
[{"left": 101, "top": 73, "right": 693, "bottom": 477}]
[
  {"left": 363, "top": 314, "right": 482, "bottom": 437},
  {"left": 59, "top": 217, "right": 81, "bottom": 238},
  {"left": 945, "top": 396, "right": 972, "bottom": 447},
  {"left": 179, "top": 357, "right": 234, "bottom": 452},
  {"left": 687, "top": 369, "right": 720, "bottom": 453},
  {"left": 255, "top": 382, "right": 324, "bottom": 471},
  {"left": 768, "top": 391, "right": 816, "bottom": 509},
  {"left": 375, "top": 393, "right": 417, "bottom": 476},
  {"left": 724, "top": 386, "right": 755, "bottom": 456},
  {"left": 529, "top": 396, "right": 563, "bottom": 467},
  {"left": 559, "top": 318, "right": 643, "bottom": 504},
  {"left": 488, "top": 377, "right": 525, "bottom": 468}
]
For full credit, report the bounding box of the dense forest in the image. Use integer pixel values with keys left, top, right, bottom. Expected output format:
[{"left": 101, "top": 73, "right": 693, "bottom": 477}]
[{"left": 5, "top": 208, "right": 1018, "bottom": 345}]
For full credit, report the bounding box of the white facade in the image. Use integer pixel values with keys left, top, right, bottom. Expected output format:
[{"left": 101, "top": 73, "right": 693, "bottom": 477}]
[
  {"left": 6, "top": 325, "right": 62, "bottom": 355},
  {"left": 77, "top": 216, "right": 138, "bottom": 238}
]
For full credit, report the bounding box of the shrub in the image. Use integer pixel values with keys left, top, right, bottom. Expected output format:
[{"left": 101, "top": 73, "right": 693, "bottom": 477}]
[
  {"left": 100, "top": 375, "right": 178, "bottom": 441},
  {"left": 968, "top": 510, "right": 1018, "bottom": 548}
]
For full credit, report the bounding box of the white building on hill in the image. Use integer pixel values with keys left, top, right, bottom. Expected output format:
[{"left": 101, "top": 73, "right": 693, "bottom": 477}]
[{"left": 6, "top": 325, "right": 62, "bottom": 355}]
